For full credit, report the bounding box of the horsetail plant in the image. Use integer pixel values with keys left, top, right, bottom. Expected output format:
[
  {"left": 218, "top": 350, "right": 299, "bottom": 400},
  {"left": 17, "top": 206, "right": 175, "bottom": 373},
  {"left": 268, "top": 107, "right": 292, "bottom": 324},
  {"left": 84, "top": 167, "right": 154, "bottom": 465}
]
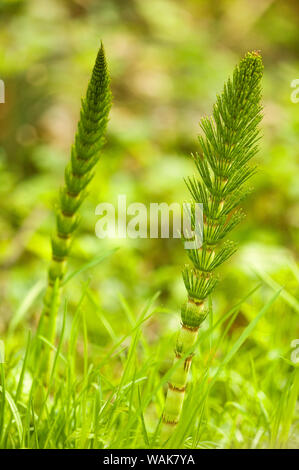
[
  {"left": 36, "top": 43, "right": 112, "bottom": 378},
  {"left": 161, "top": 51, "right": 263, "bottom": 443}
]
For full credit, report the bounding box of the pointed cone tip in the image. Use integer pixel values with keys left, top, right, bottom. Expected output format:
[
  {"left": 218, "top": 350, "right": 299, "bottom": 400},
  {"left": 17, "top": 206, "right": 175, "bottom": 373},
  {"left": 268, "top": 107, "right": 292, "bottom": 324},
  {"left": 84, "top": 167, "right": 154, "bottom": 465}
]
[{"left": 246, "top": 50, "right": 263, "bottom": 62}]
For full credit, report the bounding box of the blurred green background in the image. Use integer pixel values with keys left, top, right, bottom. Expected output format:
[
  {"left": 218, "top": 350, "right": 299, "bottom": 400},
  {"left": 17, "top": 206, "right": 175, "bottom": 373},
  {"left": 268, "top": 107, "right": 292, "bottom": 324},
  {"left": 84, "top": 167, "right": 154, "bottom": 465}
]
[{"left": 0, "top": 0, "right": 298, "bottom": 448}]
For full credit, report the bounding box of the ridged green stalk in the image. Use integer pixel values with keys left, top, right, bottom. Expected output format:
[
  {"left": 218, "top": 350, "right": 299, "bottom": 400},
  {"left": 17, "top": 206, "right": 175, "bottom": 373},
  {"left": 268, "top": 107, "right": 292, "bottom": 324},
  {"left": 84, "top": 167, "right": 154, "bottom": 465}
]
[
  {"left": 161, "top": 51, "right": 263, "bottom": 443},
  {"left": 36, "top": 44, "right": 112, "bottom": 378}
]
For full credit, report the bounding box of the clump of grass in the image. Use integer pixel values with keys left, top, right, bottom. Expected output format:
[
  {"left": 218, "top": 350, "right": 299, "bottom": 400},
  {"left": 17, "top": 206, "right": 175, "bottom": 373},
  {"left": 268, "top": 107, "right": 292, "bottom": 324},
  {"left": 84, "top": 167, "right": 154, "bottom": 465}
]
[
  {"left": 161, "top": 51, "right": 264, "bottom": 443},
  {"left": 35, "top": 43, "right": 112, "bottom": 379},
  {"left": 2, "top": 282, "right": 297, "bottom": 449}
]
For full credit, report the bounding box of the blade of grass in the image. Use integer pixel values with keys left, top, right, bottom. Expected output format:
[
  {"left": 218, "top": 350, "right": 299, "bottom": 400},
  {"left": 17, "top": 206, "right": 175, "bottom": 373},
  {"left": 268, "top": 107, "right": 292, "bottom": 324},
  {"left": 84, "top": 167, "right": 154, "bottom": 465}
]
[
  {"left": 62, "top": 248, "right": 118, "bottom": 286},
  {"left": 8, "top": 280, "right": 44, "bottom": 334},
  {"left": 172, "top": 288, "right": 282, "bottom": 448},
  {"left": 255, "top": 269, "right": 299, "bottom": 314}
]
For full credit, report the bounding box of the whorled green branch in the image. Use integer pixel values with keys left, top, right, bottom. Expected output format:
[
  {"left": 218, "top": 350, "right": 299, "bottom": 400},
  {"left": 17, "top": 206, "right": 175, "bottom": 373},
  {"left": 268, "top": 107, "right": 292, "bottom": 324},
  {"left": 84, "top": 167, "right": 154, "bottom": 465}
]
[{"left": 161, "top": 51, "right": 263, "bottom": 443}]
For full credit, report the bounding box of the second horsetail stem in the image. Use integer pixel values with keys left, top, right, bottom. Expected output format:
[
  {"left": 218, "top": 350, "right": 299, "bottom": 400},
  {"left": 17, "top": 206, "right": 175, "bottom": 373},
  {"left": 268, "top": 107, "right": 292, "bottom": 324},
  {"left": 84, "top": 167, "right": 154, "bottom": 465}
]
[{"left": 161, "top": 51, "right": 263, "bottom": 444}]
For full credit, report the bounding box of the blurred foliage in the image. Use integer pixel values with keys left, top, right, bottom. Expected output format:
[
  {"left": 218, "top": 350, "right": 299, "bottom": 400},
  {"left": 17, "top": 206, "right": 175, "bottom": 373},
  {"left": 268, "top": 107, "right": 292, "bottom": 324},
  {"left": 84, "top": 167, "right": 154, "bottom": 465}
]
[{"left": 0, "top": 0, "right": 298, "bottom": 448}]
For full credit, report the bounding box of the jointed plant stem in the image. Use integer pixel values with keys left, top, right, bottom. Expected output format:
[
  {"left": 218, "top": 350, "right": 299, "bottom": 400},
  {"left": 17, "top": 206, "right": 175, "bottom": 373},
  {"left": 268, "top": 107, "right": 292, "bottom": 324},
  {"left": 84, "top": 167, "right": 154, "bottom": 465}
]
[
  {"left": 36, "top": 43, "right": 112, "bottom": 379},
  {"left": 161, "top": 51, "right": 264, "bottom": 443}
]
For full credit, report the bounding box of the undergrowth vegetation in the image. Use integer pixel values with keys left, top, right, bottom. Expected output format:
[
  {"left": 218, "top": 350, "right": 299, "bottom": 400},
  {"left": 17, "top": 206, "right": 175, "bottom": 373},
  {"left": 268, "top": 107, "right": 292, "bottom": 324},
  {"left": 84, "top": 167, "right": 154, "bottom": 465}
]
[
  {"left": 0, "top": 0, "right": 298, "bottom": 450},
  {"left": 1, "top": 278, "right": 298, "bottom": 448}
]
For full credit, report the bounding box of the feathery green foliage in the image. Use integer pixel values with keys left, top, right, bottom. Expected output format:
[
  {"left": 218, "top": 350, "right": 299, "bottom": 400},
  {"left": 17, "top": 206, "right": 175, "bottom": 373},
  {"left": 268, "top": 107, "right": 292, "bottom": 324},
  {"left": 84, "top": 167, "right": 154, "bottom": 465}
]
[
  {"left": 162, "top": 51, "right": 264, "bottom": 442},
  {"left": 37, "top": 44, "right": 112, "bottom": 375}
]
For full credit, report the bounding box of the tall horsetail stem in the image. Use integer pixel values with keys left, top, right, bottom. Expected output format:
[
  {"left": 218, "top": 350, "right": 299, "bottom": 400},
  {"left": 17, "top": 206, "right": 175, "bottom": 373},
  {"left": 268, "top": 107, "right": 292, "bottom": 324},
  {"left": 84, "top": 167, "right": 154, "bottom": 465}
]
[
  {"left": 161, "top": 52, "right": 263, "bottom": 443},
  {"left": 37, "top": 44, "right": 112, "bottom": 374}
]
